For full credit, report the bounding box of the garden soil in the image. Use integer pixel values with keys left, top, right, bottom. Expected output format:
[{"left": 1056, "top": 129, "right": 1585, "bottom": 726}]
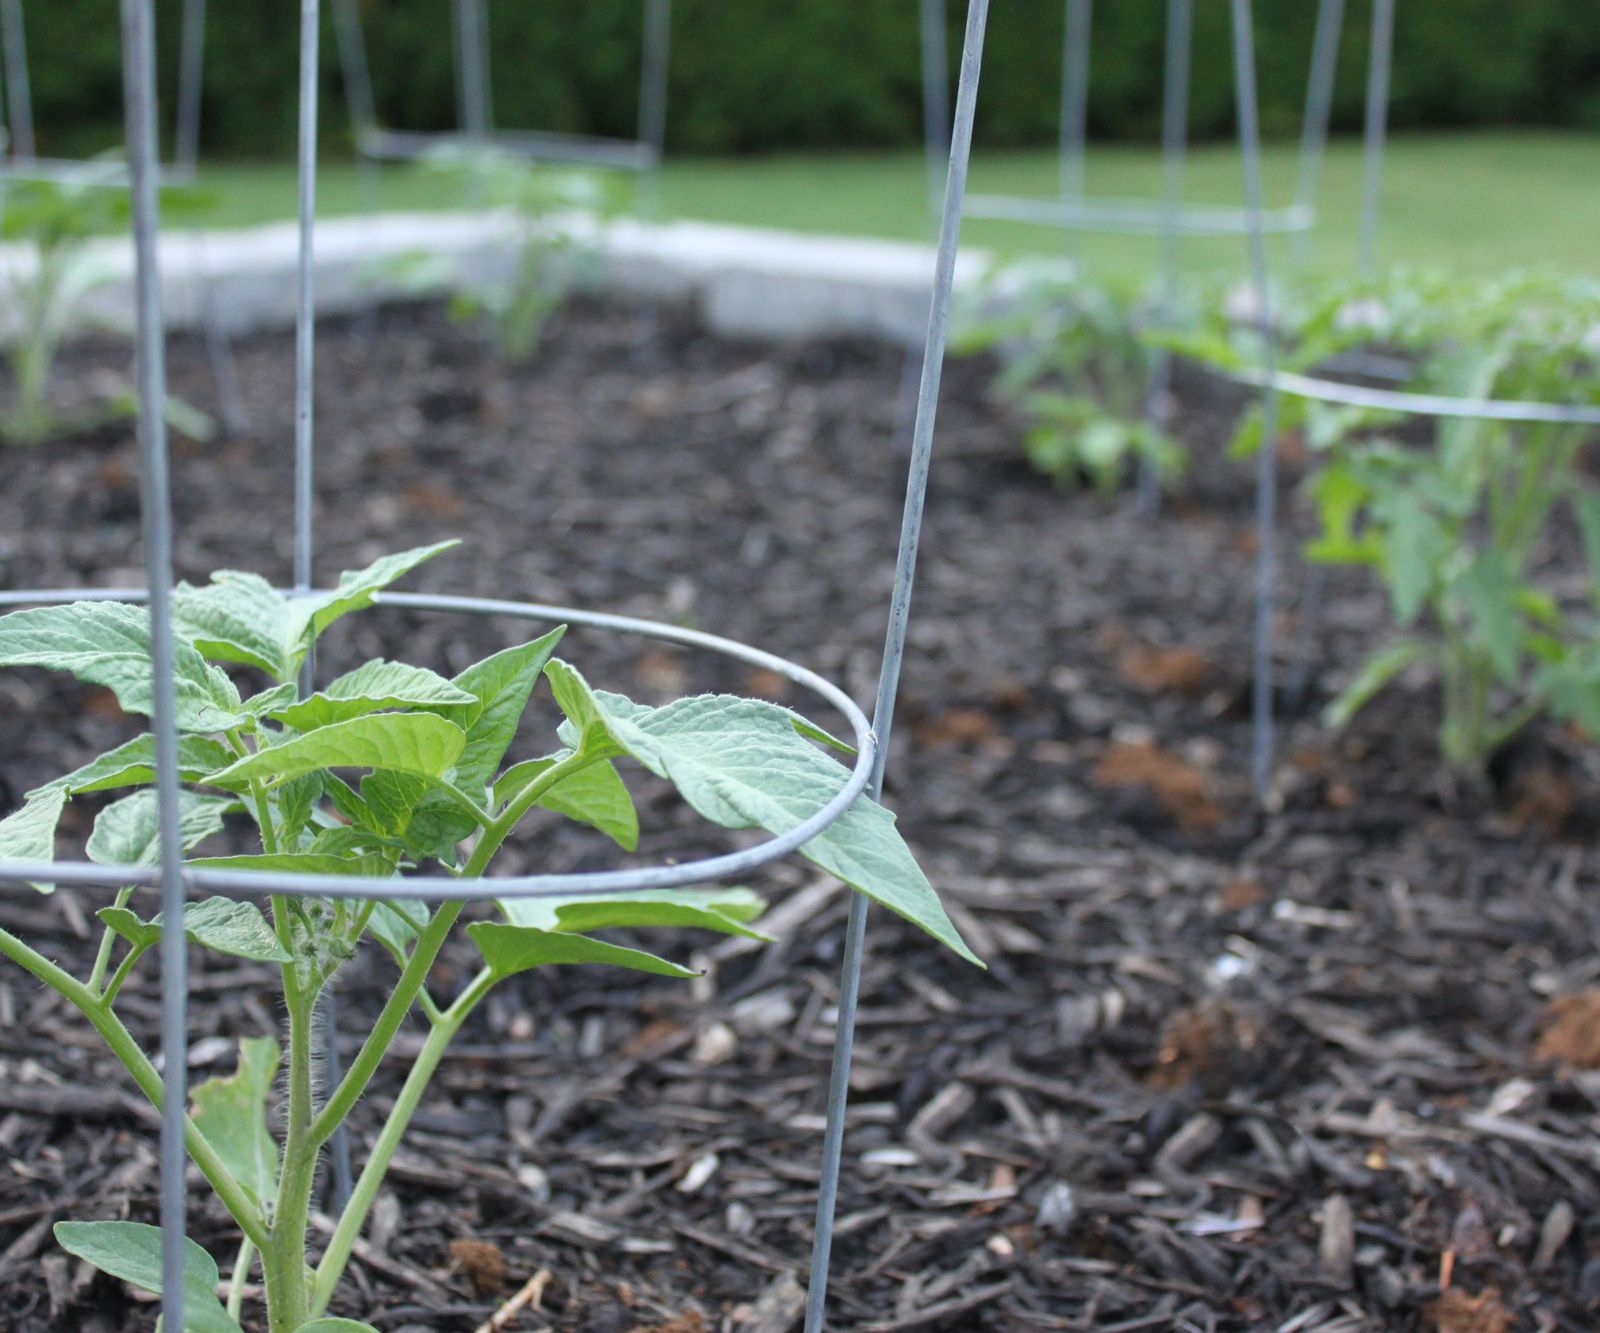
[{"left": 1, "top": 301, "right": 1597, "bottom": 1331}]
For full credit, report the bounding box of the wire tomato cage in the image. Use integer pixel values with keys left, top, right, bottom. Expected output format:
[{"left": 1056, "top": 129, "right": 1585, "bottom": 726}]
[
  {"left": 0, "top": 1, "right": 992, "bottom": 1329},
  {"left": 924, "top": 0, "right": 1399, "bottom": 802}
]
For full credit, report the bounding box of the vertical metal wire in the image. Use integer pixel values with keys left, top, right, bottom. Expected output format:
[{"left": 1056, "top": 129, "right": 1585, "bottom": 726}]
[
  {"left": 1057, "top": 0, "right": 1091, "bottom": 252},
  {"left": 919, "top": 0, "right": 950, "bottom": 217},
  {"left": 0, "top": 0, "right": 33, "bottom": 158},
  {"left": 175, "top": 0, "right": 207, "bottom": 175},
  {"left": 121, "top": 0, "right": 189, "bottom": 1322},
  {"left": 1358, "top": 0, "right": 1395, "bottom": 274},
  {"left": 294, "top": 0, "right": 355, "bottom": 1209},
  {"left": 454, "top": 0, "right": 491, "bottom": 138},
  {"left": 1290, "top": 0, "right": 1346, "bottom": 266},
  {"left": 802, "top": 2, "right": 988, "bottom": 1327},
  {"left": 333, "top": 0, "right": 379, "bottom": 139},
  {"left": 1231, "top": 0, "right": 1282, "bottom": 804},
  {"left": 1135, "top": 0, "right": 1192, "bottom": 516},
  {"left": 636, "top": 0, "right": 672, "bottom": 217},
  {"left": 294, "top": 0, "right": 318, "bottom": 604}
]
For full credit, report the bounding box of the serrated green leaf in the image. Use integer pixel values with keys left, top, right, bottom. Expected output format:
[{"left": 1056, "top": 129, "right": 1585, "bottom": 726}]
[
  {"left": 206, "top": 713, "right": 467, "bottom": 789},
  {"left": 87, "top": 790, "right": 237, "bottom": 867},
  {"left": 493, "top": 753, "right": 638, "bottom": 849},
  {"left": 29, "top": 734, "right": 234, "bottom": 799},
  {"left": 357, "top": 771, "right": 478, "bottom": 861},
  {"left": 53, "top": 1221, "right": 243, "bottom": 1333},
  {"left": 173, "top": 571, "right": 292, "bottom": 679},
  {"left": 544, "top": 662, "right": 981, "bottom": 966},
  {"left": 1457, "top": 551, "right": 1523, "bottom": 683},
  {"left": 191, "top": 1037, "right": 280, "bottom": 1213},
  {"left": 97, "top": 896, "right": 292, "bottom": 964},
  {"left": 0, "top": 787, "right": 67, "bottom": 893},
  {"left": 433, "top": 628, "right": 567, "bottom": 794},
  {"left": 0, "top": 601, "right": 246, "bottom": 732},
  {"left": 468, "top": 921, "right": 699, "bottom": 979},
  {"left": 272, "top": 660, "right": 476, "bottom": 731},
  {"left": 1378, "top": 494, "right": 1446, "bottom": 625},
  {"left": 281, "top": 541, "right": 460, "bottom": 668},
  {"left": 501, "top": 886, "right": 767, "bottom": 939}
]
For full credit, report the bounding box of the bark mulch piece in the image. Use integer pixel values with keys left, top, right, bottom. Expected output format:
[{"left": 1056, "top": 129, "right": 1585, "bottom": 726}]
[{"left": 1, "top": 300, "right": 1598, "bottom": 1330}]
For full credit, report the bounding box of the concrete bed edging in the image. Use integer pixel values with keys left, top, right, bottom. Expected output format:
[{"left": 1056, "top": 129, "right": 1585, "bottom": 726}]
[{"left": 0, "top": 210, "right": 998, "bottom": 348}]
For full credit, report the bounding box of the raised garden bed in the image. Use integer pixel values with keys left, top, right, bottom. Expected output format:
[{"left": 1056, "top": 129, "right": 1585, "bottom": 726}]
[{"left": 1, "top": 299, "right": 1596, "bottom": 1331}]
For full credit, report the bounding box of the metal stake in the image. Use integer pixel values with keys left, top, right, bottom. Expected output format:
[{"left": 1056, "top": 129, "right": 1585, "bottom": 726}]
[
  {"left": 1, "top": 0, "right": 31, "bottom": 157},
  {"left": 1135, "top": 0, "right": 1193, "bottom": 516},
  {"left": 1358, "top": 0, "right": 1396, "bottom": 275},
  {"left": 802, "top": 2, "right": 989, "bottom": 1327},
  {"left": 1231, "top": 0, "right": 1282, "bottom": 805},
  {"left": 121, "top": 0, "right": 189, "bottom": 1323}
]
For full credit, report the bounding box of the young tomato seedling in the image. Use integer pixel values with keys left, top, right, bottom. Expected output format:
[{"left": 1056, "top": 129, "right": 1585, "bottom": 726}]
[{"left": 0, "top": 541, "right": 978, "bottom": 1332}]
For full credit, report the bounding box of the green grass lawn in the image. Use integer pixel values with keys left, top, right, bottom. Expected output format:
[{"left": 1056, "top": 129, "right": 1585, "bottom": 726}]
[{"left": 193, "top": 131, "right": 1597, "bottom": 280}]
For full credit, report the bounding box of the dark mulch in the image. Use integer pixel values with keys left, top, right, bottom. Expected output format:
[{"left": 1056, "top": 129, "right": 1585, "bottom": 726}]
[{"left": 2, "top": 299, "right": 1598, "bottom": 1332}]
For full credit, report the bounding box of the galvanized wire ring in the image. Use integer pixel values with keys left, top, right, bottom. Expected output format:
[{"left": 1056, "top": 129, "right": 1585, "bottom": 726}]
[
  {"left": 1226, "top": 365, "right": 1600, "bottom": 425},
  {"left": 0, "top": 587, "right": 879, "bottom": 902},
  {"left": 963, "top": 194, "right": 1314, "bottom": 237}
]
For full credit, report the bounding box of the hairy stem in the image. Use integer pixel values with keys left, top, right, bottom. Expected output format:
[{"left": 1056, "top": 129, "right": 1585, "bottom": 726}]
[
  {"left": 264, "top": 986, "right": 318, "bottom": 1331},
  {"left": 308, "top": 966, "right": 496, "bottom": 1318},
  {"left": 307, "top": 899, "right": 464, "bottom": 1149},
  {"left": 0, "top": 922, "right": 269, "bottom": 1250}
]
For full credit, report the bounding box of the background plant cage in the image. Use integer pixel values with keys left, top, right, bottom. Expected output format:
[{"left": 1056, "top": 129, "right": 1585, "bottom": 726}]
[
  {"left": 0, "top": 0, "right": 249, "bottom": 434},
  {"left": 331, "top": 0, "right": 672, "bottom": 213},
  {"left": 0, "top": 1, "right": 992, "bottom": 1331},
  {"left": 920, "top": 0, "right": 1400, "bottom": 805},
  {"left": 1229, "top": 0, "right": 1600, "bottom": 736}
]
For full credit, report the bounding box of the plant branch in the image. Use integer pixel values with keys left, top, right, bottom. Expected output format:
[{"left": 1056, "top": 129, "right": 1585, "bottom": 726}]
[
  {"left": 307, "top": 899, "right": 464, "bottom": 1149},
  {"left": 309, "top": 966, "right": 496, "bottom": 1317},
  {"left": 0, "top": 921, "right": 270, "bottom": 1249},
  {"left": 86, "top": 884, "right": 136, "bottom": 994}
]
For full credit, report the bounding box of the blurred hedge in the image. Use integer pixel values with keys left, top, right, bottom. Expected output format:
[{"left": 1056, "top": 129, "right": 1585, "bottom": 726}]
[{"left": 16, "top": 0, "right": 1600, "bottom": 159}]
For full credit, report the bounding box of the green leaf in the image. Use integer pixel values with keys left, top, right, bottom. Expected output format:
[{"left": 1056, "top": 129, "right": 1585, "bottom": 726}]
[
  {"left": 0, "top": 601, "right": 246, "bottom": 732},
  {"left": 468, "top": 922, "right": 699, "bottom": 979},
  {"left": 282, "top": 541, "right": 460, "bottom": 667},
  {"left": 274, "top": 770, "right": 324, "bottom": 845},
  {"left": 1574, "top": 492, "right": 1600, "bottom": 614},
  {"left": 206, "top": 713, "right": 468, "bottom": 789},
  {"left": 271, "top": 659, "right": 476, "bottom": 731},
  {"left": 1323, "top": 640, "right": 1425, "bottom": 730},
  {"left": 367, "top": 899, "right": 429, "bottom": 963},
  {"left": 87, "top": 790, "right": 237, "bottom": 867},
  {"left": 97, "top": 896, "right": 292, "bottom": 964},
  {"left": 544, "top": 662, "right": 981, "bottom": 966},
  {"left": 296, "top": 1320, "right": 382, "bottom": 1331},
  {"left": 493, "top": 753, "right": 639, "bottom": 849},
  {"left": 53, "top": 1221, "right": 243, "bottom": 1333},
  {"left": 173, "top": 571, "right": 292, "bottom": 680},
  {"left": 29, "top": 734, "right": 234, "bottom": 799},
  {"left": 1378, "top": 494, "right": 1447, "bottom": 625},
  {"left": 501, "top": 886, "right": 768, "bottom": 939},
  {"left": 187, "top": 851, "right": 395, "bottom": 879},
  {"left": 0, "top": 787, "right": 67, "bottom": 893},
  {"left": 357, "top": 772, "right": 478, "bottom": 861},
  {"left": 191, "top": 1037, "right": 280, "bottom": 1213},
  {"left": 1457, "top": 551, "right": 1523, "bottom": 683},
  {"left": 434, "top": 628, "right": 567, "bottom": 794},
  {"left": 243, "top": 682, "right": 299, "bottom": 720}
]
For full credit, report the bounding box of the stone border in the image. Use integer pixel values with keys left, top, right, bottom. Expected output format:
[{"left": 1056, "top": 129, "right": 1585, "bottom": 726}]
[{"left": 4, "top": 211, "right": 996, "bottom": 347}]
